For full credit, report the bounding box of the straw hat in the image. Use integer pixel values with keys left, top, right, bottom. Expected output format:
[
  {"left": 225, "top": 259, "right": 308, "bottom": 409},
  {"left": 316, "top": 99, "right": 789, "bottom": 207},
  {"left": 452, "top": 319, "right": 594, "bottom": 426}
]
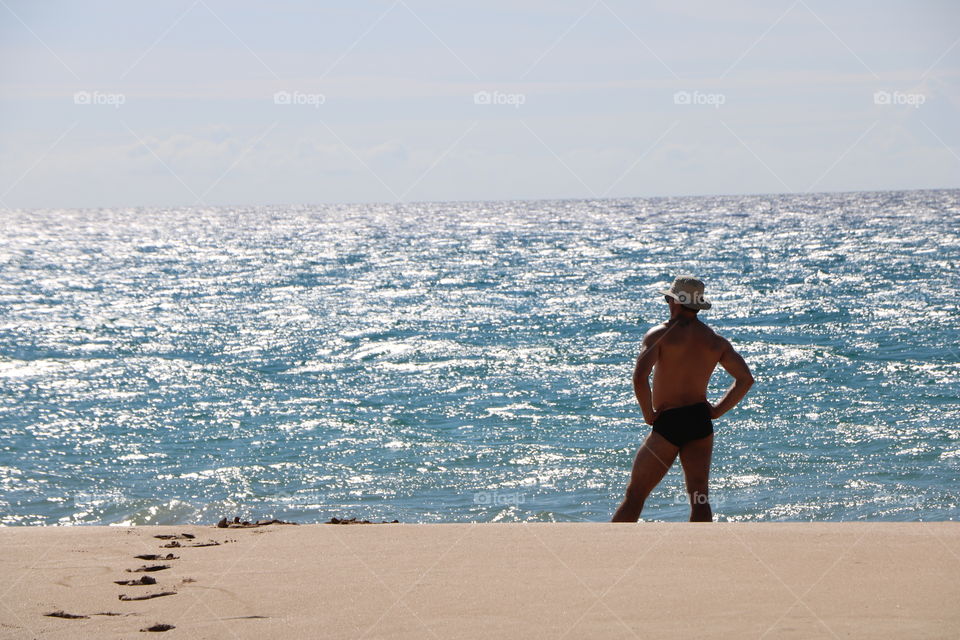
[{"left": 659, "top": 275, "right": 712, "bottom": 310}]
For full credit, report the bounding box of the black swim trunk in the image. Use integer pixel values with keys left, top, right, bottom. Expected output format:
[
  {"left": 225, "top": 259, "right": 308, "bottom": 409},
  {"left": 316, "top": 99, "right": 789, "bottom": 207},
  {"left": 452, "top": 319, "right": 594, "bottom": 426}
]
[{"left": 651, "top": 402, "right": 714, "bottom": 447}]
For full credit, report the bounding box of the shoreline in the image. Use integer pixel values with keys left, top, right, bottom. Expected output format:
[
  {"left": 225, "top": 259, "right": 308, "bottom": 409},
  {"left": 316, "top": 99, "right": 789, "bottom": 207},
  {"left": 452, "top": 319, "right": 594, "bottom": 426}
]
[{"left": 2, "top": 522, "right": 958, "bottom": 638}]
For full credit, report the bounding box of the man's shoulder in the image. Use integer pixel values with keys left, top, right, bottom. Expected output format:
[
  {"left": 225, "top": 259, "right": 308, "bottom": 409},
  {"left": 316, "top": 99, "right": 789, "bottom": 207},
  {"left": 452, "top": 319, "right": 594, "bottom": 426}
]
[
  {"left": 708, "top": 328, "right": 732, "bottom": 352},
  {"left": 642, "top": 323, "right": 670, "bottom": 342},
  {"left": 692, "top": 321, "right": 731, "bottom": 353}
]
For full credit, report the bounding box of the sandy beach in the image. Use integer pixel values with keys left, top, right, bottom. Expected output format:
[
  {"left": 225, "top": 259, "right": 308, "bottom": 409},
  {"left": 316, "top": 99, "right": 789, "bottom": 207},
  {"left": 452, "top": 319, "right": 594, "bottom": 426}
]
[{"left": 1, "top": 521, "right": 957, "bottom": 638}]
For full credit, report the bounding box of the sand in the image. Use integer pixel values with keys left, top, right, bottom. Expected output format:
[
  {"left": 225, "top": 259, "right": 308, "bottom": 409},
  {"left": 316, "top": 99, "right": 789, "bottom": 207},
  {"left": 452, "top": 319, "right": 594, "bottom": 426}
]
[{"left": 1, "top": 522, "right": 958, "bottom": 638}]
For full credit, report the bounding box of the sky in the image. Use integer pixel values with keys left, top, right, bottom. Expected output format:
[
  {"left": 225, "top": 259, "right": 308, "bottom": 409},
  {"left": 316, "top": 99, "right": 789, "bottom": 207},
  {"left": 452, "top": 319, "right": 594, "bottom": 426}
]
[{"left": 0, "top": 0, "right": 958, "bottom": 208}]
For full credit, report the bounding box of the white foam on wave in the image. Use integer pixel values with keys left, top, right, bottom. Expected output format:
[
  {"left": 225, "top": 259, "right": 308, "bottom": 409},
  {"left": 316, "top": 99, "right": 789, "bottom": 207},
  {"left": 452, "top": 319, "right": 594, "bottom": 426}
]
[
  {"left": 0, "top": 358, "right": 108, "bottom": 378},
  {"left": 350, "top": 342, "right": 415, "bottom": 360}
]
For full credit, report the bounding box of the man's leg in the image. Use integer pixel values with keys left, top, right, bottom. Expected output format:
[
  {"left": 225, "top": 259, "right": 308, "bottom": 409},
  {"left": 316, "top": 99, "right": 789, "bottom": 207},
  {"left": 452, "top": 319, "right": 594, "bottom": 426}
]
[
  {"left": 611, "top": 431, "right": 679, "bottom": 522},
  {"left": 678, "top": 434, "right": 713, "bottom": 522}
]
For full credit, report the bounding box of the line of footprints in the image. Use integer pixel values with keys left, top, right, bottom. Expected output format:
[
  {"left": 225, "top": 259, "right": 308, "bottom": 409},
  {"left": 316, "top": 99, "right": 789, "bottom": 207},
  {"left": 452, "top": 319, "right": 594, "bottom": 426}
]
[{"left": 46, "top": 531, "right": 232, "bottom": 633}]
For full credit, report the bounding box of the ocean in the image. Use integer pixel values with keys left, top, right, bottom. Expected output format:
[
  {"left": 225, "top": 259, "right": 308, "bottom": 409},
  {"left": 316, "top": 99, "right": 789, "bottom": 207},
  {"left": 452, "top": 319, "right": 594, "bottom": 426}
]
[{"left": 1, "top": 190, "right": 958, "bottom": 525}]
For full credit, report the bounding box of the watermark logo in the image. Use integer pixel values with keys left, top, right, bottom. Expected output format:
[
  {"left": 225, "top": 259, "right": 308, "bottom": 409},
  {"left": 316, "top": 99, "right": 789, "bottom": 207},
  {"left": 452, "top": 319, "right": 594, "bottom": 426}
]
[
  {"left": 73, "top": 90, "right": 125, "bottom": 108},
  {"left": 873, "top": 90, "right": 925, "bottom": 108},
  {"left": 473, "top": 490, "right": 526, "bottom": 506},
  {"left": 673, "top": 90, "right": 725, "bottom": 109},
  {"left": 673, "top": 290, "right": 708, "bottom": 307},
  {"left": 273, "top": 90, "right": 326, "bottom": 108},
  {"left": 671, "top": 491, "right": 712, "bottom": 506},
  {"left": 473, "top": 90, "right": 526, "bottom": 108},
  {"left": 870, "top": 488, "right": 926, "bottom": 508}
]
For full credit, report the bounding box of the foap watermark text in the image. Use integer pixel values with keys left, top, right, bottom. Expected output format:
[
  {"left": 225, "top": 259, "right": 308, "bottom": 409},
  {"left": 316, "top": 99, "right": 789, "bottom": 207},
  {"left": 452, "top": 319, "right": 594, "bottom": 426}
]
[
  {"left": 274, "top": 90, "right": 326, "bottom": 108},
  {"left": 673, "top": 90, "right": 725, "bottom": 109},
  {"left": 474, "top": 490, "right": 526, "bottom": 506},
  {"left": 474, "top": 90, "right": 526, "bottom": 108},
  {"left": 874, "top": 90, "right": 925, "bottom": 108},
  {"left": 73, "top": 91, "right": 125, "bottom": 108}
]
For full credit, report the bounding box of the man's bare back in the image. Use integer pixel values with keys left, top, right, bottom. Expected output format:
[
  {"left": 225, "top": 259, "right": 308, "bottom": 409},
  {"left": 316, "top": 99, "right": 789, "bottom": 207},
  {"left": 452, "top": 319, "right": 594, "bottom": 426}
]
[
  {"left": 612, "top": 277, "right": 754, "bottom": 523},
  {"left": 647, "top": 317, "right": 724, "bottom": 412}
]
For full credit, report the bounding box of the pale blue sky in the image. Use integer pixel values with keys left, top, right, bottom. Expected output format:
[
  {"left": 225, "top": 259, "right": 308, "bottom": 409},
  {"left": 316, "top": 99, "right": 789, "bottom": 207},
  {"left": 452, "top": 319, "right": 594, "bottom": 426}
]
[{"left": 1, "top": 1, "right": 958, "bottom": 208}]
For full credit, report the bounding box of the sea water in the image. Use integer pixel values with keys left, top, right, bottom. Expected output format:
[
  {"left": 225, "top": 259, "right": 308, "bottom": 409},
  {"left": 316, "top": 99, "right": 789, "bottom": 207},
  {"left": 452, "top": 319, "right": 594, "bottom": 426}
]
[{"left": 1, "top": 190, "right": 958, "bottom": 525}]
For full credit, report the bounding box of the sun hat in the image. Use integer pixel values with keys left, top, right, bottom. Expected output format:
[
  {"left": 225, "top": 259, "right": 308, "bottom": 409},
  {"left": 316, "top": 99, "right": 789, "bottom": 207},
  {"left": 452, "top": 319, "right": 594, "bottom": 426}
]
[{"left": 659, "top": 275, "right": 712, "bottom": 310}]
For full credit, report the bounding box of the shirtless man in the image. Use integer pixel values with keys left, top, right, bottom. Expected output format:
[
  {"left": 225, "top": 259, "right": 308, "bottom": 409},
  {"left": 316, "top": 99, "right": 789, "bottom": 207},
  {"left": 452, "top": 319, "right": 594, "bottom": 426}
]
[{"left": 612, "top": 276, "right": 754, "bottom": 522}]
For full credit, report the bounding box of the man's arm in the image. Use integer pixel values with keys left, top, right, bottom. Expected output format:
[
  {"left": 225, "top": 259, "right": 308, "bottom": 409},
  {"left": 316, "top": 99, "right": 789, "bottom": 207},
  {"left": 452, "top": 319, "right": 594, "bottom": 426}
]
[
  {"left": 711, "top": 338, "right": 754, "bottom": 419},
  {"left": 632, "top": 329, "right": 662, "bottom": 425}
]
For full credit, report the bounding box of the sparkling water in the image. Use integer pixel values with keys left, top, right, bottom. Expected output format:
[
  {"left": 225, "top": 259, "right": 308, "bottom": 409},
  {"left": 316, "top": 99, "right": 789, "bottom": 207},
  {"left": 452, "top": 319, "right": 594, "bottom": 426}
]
[{"left": 1, "top": 190, "right": 958, "bottom": 525}]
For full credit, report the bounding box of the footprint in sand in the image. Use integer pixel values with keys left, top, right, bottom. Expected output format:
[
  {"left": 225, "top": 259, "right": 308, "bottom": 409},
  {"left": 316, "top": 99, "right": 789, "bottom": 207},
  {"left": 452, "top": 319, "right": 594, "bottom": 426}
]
[
  {"left": 43, "top": 611, "right": 137, "bottom": 620},
  {"left": 119, "top": 591, "right": 177, "bottom": 601},
  {"left": 114, "top": 575, "right": 157, "bottom": 586},
  {"left": 45, "top": 611, "right": 133, "bottom": 619},
  {"left": 126, "top": 564, "right": 171, "bottom": 572},
  {"left": 135, "top": 553, "right": 179, "bottom": 561},
  {"left": 44, "top": 611, "right": 88, "bottom": 619},
  {"left": 160, "top": 540, "right": 220, "bottom": 548}
]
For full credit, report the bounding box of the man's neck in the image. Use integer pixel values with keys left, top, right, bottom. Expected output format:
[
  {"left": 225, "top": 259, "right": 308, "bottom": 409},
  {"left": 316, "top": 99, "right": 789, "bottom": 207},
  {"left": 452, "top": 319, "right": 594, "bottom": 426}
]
[{"left": 669, "top": 310, "right": 699, "bottom": 323}]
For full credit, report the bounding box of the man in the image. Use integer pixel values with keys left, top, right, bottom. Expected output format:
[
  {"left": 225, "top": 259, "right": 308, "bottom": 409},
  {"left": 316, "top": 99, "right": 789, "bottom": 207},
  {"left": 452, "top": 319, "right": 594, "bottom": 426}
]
[{"left": 612, "top": 276, "right": 754, "bottom": 522}]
